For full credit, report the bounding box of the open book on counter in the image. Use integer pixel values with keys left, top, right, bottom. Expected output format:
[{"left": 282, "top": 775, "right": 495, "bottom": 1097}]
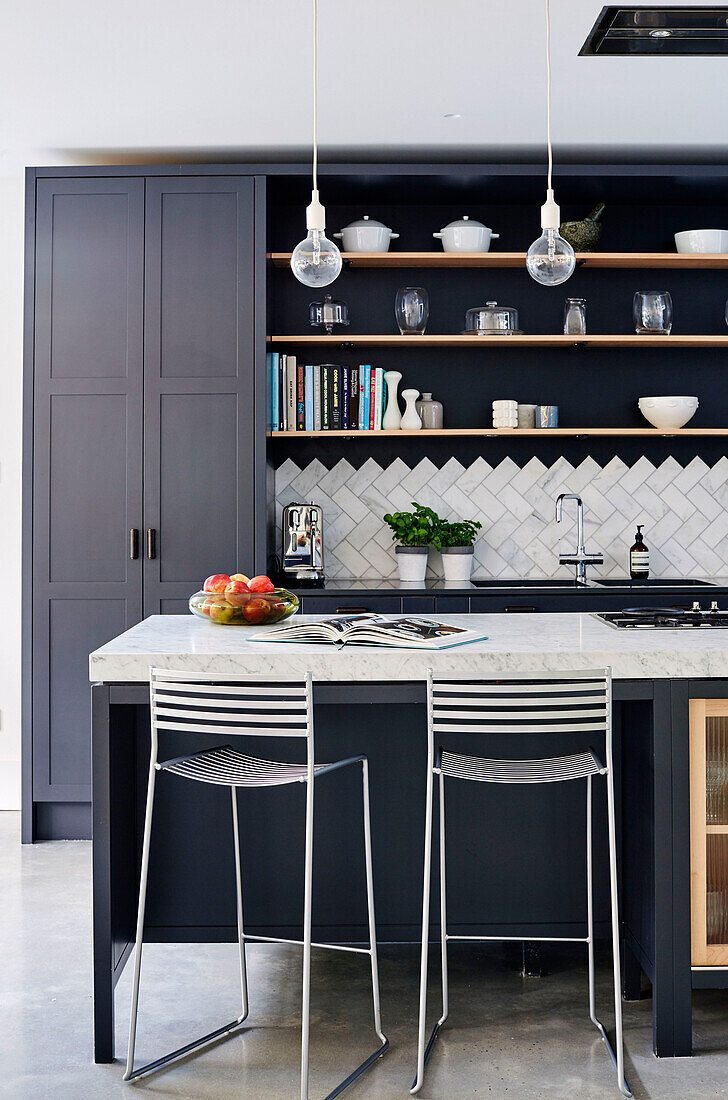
[{"left": 252, "top": 615, "right": 487, "bottom": 650}]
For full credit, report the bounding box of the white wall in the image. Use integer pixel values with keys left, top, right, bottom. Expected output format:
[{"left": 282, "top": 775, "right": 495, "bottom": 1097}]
[{"left": 1, "top": 0, "right": 726, "bottom": 808}]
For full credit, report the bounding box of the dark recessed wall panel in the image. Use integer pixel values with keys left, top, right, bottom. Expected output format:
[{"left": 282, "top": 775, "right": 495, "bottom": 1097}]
[
  {"left": 42, "top": 189, "right": 134, "bottom": 379},
  {"left": 157, "top": 393, "right": 239, "bottom": 582},
  {"left": 158, "top": 191, "right": 240, "bottom": 379},
  {"left": 49, "top": 394, "right": 129, "bottom": 583}
]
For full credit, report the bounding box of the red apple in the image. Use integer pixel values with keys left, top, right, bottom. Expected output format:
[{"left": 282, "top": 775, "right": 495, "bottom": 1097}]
[
  {"left": 200, "top": 596, "right": 217, "bottom": 616},
  {"left": 248, "top": 575, "right": 275, "bottom": 594},
  {"left": 225, "top": 579, "right": 251, "bottom": 607},
  {"left": 242, "top": 597, "right": 271, "bottom": 624},
  {"left": 203, "top": 573, "right": 231, "bottom": 594},
  {"left": 265, "top": 597, "right": 287, "bottom": 622}
]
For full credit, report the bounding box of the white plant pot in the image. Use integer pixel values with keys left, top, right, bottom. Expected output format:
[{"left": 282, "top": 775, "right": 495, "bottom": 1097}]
[
  {"left": 395, "top": 545, "right": 428, "bottom": 582},
  {"left": 441, "top": 546, "right": 474, "bottom": 582}
]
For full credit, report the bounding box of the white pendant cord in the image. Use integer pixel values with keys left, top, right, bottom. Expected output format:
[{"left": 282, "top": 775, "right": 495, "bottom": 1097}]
[
  {"left": 545, "top": 0, "right": 553, "bottom": 195},
  {"left": 312, "top": 0, "right": 318, "bottom": 195}
]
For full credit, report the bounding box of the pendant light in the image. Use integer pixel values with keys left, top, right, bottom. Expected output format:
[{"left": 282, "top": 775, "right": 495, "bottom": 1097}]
[
  {"left": 526, "top": 0, "right": 575, "bottom": 287},
  {"left": 290, "top": 0, "right": 342, "bottom": 287}
]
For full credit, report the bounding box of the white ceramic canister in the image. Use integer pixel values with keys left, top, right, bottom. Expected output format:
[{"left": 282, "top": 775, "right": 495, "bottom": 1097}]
[{"left": 334, "top": 215, "right": 399, "bottom": 253}]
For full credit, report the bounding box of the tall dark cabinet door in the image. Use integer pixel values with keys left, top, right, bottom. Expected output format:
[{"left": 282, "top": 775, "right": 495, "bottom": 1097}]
[
  {"left": 33, "top": 179, "right": 144, "bottom": 801},
  {"left": 143, "top": 178, "right": 258, "bottom": 613}
]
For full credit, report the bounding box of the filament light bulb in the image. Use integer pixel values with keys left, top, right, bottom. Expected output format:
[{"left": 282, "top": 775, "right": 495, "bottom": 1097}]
[
  {"left": 291, "top": 226, "right": 342, "bottom": 288},
  {"left": 526, "top": 227, "right": 576, "bottom": 287}
]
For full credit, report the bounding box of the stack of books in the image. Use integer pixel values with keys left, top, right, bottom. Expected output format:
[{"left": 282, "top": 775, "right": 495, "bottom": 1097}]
[{"left": 267, "top": 352, "right": 388, "bottom": 432}]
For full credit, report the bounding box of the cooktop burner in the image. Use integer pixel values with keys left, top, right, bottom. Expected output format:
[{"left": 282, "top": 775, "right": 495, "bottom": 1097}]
[{"left": 597, "top": 602, "right": 728, "bottom": 629}]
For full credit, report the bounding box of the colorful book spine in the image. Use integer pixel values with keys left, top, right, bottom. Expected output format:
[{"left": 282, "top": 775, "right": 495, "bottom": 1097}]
[
  {"left": 373, "top": 367, "right": 383, "bottom": 430},
  {"left": 369, "top": 367, "right": 377, "bottom": 430},
  {"left": 313, "top": 365, "right": 322, "bottom": 431},
  {"left": 286, "top": 356, "right": 297, "bottom": 431},
  {"left": 305, "top": 364, "right": 314, "bottom": 431},
  {"left": 331, "top": 365, "right": 341, "bottom": 429},
  {"left": 321, "top": 364, "right": 331, "bottom": 429},
  {"left": 296, "top": 362, "right": 305, "bottom": 431},
  {"left": 278, "top": 354, "right": 286, "bottom": 430},
  {"left": 342, "top": 366, "right": 350, "bottom": 429},
  {"left": 360, "top": 365, "right": 370, "bottom": 429},
  {"left": 270, "top": 353, "right": 279, "bottom": 432},
  {"left": 350, "top": 366, "right": 359, "bottom": 431}
]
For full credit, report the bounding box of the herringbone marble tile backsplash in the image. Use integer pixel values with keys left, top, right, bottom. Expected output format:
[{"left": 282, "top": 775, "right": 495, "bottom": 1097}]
[{"left": 274, "top": 455, "right": 728, "bottom": 580}]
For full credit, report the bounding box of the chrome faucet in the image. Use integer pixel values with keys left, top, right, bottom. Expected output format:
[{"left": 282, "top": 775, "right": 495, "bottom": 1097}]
[{"left": 555, "top": 493, "right": 603, "bottom": 583}]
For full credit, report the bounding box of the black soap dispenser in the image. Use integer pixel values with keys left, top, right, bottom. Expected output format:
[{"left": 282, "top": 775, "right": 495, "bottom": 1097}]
[{"left": 630, "top": 525, "right": 650, "bottom": 580}]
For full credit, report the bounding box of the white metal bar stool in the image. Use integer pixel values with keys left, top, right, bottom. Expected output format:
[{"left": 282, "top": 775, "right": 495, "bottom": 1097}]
[
  {"left": 411, "top": 667, "right": 631, "bottom": 1098},
  {"left": 124, "top": 668, "right": 388, "bottom": 1099}
]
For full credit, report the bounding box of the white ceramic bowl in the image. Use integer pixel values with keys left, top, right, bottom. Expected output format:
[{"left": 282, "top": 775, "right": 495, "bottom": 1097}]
[
  {"left": 674, "top": 229, "right": 728, "bottom": 254},
  {"left": 638, "top": 396, "right": 699, "bottom": 429}
]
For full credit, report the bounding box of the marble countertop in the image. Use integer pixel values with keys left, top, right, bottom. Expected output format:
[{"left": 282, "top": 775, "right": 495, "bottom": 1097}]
[{"left": 89, "top": 613, "right": 728, "bottom": 682}]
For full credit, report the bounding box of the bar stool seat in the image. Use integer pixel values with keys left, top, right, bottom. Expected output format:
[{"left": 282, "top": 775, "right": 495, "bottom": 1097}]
[
  {"left": 159, "top": 746, "right": 354, "bottom": 787},
  {"left": 438, "top": 748, "right": 605, "bottom": 784}
]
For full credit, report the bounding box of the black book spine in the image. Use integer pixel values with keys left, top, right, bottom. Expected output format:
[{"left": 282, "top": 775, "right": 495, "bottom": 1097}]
[{"left": 330, "top": 365, "right": 341, "bottom": 429}]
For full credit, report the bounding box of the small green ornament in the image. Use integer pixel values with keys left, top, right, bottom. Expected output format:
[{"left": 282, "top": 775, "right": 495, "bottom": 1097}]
[{"left": 560, "top": 202, "right": 606, "bottom": 252}]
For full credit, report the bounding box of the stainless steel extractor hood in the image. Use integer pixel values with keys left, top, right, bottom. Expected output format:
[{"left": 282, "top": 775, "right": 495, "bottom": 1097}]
[{"left": 580, "top": 6, "right": 728, "bottom": 54}]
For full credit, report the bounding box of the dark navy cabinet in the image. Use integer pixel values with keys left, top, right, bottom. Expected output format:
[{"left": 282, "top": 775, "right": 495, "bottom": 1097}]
[{"left": 27, "top": 175, "right": 260, "bottom": 838}]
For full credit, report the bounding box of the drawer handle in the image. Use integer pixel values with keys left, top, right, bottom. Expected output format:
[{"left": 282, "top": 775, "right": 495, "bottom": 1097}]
[
  {"left": 146, "top": 528, "right": 157, "bottom": 560},
  {"left": 335, "top": 606, "right": 370, "bottom": 613},
  {"left": 129, "top": 529, "right": 139, "bottom": 560},
  {"left": 504, "top": 605, "right": 537, "bottom": 613}
]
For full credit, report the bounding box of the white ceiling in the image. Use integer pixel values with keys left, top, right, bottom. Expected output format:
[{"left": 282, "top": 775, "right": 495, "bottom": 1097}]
[{"left": 2, "top": 0, "right": 728, "bottom": 170}]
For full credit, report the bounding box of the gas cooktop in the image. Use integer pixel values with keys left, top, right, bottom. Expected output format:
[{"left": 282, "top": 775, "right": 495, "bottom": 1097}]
[{"left": 597, "top": 603, "right": 728, "bottom": 629}]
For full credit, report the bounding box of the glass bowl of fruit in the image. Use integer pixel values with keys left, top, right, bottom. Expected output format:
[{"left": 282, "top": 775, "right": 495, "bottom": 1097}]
[{"left": 189, "top": 573, "right": 299, "bottom": 626}]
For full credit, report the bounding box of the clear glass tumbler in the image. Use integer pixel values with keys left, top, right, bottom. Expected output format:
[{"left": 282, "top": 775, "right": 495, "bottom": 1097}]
[
  {"left": 634, "top": 290, "right": 673, "bottom": 335},
  {"left": 563, "top": 297, "right": 587, "bottom": 335},
  {"left": 395, "top": 287, "right": 429, "bottom": 335}
]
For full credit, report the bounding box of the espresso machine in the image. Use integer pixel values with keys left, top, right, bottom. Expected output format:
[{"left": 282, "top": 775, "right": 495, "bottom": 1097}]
[{"left": 280, "top": 502, "right": 325, "bottom": 586}]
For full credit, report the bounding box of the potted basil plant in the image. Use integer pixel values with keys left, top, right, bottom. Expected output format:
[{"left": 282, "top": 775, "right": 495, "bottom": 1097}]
[
  {"left": 383, "top": 502, "right": 439, "bottom": 583},
  {"left": 432, "top": 517, "right": 482, "bottom": 582}
]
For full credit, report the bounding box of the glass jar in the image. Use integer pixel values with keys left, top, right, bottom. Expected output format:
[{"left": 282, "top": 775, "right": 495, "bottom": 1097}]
[
  {"left": 634, "top": 291, "right": 673, "bottom": 335},
  {"left": 395, "top": 287, "right": 429, "bottom": 335},
  {"left": 563, "top": 297, "right": 587, "bottom": 335}
]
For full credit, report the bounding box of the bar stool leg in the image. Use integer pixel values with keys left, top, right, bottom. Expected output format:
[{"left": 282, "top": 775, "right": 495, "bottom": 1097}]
[
  {"left": 300, "top": 773, "right": 315, "bottom": 1100},
  {"left": 438, "top": 772, "right": 450, "bottom": 1030},
  {"left": 586, "top": 777, "right": 597, "bottom": 1024},
  {"left": 123, "top": 739, "right": 158, "bottom": 1080},
  {"left": 362, "top": 760, "right": 386, "bottom": 1045},
  {"left": 231, "top": 787, "right": 249, "bottom": 1023},
  {"left": 606, "top": 766, "right": 632, "bottom": 1098},
  {"left": 411, "top": 745, "right": 435, "bottom": 1095}
]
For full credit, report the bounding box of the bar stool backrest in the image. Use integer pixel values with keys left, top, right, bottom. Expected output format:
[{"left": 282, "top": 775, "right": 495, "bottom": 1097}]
[
  {"left": 149, "top": 667, "right": 314, "bottom": 771},
  {"left": 428, "top": 667, "right": 612, "bottom": 766}
]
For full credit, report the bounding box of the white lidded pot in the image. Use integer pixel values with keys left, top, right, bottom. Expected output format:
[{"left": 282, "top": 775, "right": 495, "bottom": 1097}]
[
  {"left": 433, "top": 215, "right": 499, "bottom": 253},
  {"left": 334, "top": 215, "right": 399, "bottom": 253}
]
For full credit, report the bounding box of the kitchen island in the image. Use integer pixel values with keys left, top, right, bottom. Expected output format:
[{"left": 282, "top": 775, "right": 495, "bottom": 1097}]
[{"left": 90, "top": 613, "right": 725, "bottom": 1066}]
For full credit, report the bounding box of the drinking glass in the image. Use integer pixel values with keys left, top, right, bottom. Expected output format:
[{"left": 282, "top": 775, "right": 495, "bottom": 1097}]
[
  {"left": 395, "top": 287, "right": 429, "bottom": 334},
  {"left": 634, "top": 290, "right": 673, "bottom": 335},
  {"left": 563, "top": 297, "right": 587, "bottom": 335}
]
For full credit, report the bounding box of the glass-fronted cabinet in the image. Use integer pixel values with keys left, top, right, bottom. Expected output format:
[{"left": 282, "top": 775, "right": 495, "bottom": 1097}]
[{"left": 690, "top": 700, "right": 728, "bottom": 966}]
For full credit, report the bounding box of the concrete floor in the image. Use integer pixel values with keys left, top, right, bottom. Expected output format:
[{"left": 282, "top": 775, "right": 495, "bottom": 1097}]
[{"left": 2, "top": 812, "right": 728, "bottom": 1099}]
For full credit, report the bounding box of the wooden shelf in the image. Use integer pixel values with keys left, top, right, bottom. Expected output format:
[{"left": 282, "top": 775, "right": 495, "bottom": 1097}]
[
  {"left": 268, "top": 428, "right": 728, "bottom": 439},
  {"left": 268, "top": 333, "right": 728, "bottom": 348},
  {"left": 269, "top": 250, "right": 728, "bottom": 270},
  {"left": 706, "top": 825, "right": 728, "bottom": 834}
]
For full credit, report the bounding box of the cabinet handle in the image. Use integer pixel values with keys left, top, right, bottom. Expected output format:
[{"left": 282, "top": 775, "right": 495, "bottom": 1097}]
[
  {"left": 504, "top": 605, "right": 537, "bottom": 613},
  {"left": 146, "top": 529, "right": 157, "bottom": 560},
  {"left": 129, "top": 529, "right": 139, "bottom": 560},
  {"left": 336, "top": 606, "right": 370, "bottom": 614}
]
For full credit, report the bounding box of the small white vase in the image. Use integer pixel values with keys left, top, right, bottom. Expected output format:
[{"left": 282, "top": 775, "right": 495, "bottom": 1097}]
[
  {"left": 395, "top": 545, "right": 428, "bottom": 582},
  {"left": 382, "top": 371, "right": 402, "bottom": 430},
  {"left": 401, "top": 389, "right": 422, "bottom": 430}
]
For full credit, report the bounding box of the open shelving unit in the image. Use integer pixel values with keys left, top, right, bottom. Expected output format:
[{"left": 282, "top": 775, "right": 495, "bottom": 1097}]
[
  {"left": 269, "top": 251, "right": 728, "bottom": 270},
  {"left": 269, "top": 334, "right": 728, "bottom": 348},
  {"left": 269, "top": 427, "right": 728, "bottom": 439}
]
